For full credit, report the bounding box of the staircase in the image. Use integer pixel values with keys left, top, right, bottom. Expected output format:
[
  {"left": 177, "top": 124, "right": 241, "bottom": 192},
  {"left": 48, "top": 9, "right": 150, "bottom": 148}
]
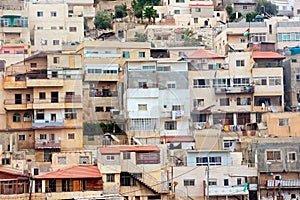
[{"left": 121, "top": 160, "right": 168, "bottom": 194}]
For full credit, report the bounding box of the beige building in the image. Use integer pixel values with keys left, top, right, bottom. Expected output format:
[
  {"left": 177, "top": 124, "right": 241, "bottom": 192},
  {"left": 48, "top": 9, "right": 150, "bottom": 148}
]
[
  {"left": 1, "top": 51, "right": 83, "bottom": 172},
  {"left": 27, "top": 0, "right": 84, "bottom": 52}
]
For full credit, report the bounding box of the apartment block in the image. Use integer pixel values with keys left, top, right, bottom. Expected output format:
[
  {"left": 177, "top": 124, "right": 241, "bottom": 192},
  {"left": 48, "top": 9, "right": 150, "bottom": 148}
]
[{"left": 1, "top": 51, "right": 83, "bottom": 171}]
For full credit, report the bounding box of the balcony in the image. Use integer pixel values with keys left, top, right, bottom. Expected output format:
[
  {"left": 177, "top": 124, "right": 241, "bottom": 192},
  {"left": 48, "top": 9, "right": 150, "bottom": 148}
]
[
  {"left": 32, "top": 98, "right": 65, "bottom": 109},
  {"left": 3, "top": 76, "right": 27, "bottom": 89},
  {"left": 84, "top": 74, "right": 119, "bottom": 81},
  {"left": 32, "top": 120, "right": 64, "bottom": 128},
  {"left": 267, "top": 179, "right": 300, "bottom": 188},
  {"left": 65, "top": 95, "right": 82, "bottom": 108},
  {"left": 215, "top": 86, "right": 254, "bottom": 94},
  {"left": 208, "top": 186, "right": 248, "bottom": 196},
  {"left": 3, "top": 99, "right": 33, "bottom": 110},
  {"left": 35, "top": 140, "right": 61, "bottom": 149},
  {"left": 89, "top": 89, "right": 118, "bottom": 97},
  {"left": 26, "top": 77, "right": 64, "bottom": 87}
]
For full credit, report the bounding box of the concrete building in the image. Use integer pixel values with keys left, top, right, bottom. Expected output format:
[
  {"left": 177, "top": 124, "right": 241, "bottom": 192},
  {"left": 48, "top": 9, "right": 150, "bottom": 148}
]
[
  {"left": 27, "top": 0, "right": 84, "bottom": 52},
  {"left": 249, "top": 137, "right": 300, "bottom": 200},
  {"left": 1, "top": 51, "right": 83, "bottom": 173}
]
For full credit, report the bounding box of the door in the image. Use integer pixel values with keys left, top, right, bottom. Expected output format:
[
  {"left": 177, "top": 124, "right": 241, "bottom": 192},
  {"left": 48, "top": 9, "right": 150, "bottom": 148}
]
[
  {"left": 51, "top": 92, "right": 58, "bottom": 103},
  {"left": 15, "top": 94, "right": 22, "bottom": 104},
  {"left": 73, "top": 180, "right": 81, "bottom": 191},
  {"left": 51, "top": 114, "right": 56, "bottom": 122}
]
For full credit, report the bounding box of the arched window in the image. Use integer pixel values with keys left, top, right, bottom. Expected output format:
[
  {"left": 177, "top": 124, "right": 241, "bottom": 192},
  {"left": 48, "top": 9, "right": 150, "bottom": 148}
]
[
  {"left": 24, "top": 112, "right": 32, "bottom": 122},
  {"left": 13, "top": 113, "right": 21, "bottom": 122}
]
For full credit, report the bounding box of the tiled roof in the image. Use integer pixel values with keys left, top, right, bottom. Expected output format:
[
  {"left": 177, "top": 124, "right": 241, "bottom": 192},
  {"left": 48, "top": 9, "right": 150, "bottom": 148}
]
[
  {"left": 189, "top": 49, "right": 225, "bottom": 59},
  {"left": 0, "top": 167, "right": 29, "bottom": 177},
  {"left": 34, "top": 166, "right": 101, "bottom": 179},
  {"left": 160, "top": 136, "right": 195, "bottom": 143},
  {"left": 252, "top": 51, "right": 286, "bottom": 59},
  {"left": 99, "top": 145, "right": 160, "bottom": 154}
]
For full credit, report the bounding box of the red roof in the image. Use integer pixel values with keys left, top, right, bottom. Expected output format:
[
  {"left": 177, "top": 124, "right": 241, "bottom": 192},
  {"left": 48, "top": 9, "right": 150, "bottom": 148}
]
[
  {"left": 99, "top": 145, "right": 160, "bottom": 154},
  {"left": 0, "top": 167, "right": 29, "bottom": 177},
  {"left": 160, "top": 136, "right": 195, "bottom": 143},
  {"left": 189, "top": 49, "right": 225, "bottom": 59},
  {"left": 34, "top": 166, "right": 101, "bottom": 179},
  {"left": 252, "top": 51, "right": 286, "bottom": 59}
]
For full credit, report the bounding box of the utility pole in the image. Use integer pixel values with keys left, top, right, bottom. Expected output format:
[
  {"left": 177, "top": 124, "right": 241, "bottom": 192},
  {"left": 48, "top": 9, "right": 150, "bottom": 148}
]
[{"left": 206, "top": 164, "right": 209, "bottom": 200}]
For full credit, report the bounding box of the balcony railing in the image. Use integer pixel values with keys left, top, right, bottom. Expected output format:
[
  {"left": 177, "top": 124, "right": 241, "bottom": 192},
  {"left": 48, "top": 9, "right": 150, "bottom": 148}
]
[
  {"left": 215, "top": 86, "right": 254, "bottom": 94},
  {"left": 267, "top": 179, "right": 300, "bottom": 187},
  {"left": 89, "top": 90, "right": 118, "bottom": 97},
  {"left": 32, "top": 120, "right": 64, "bottom": 127},
  {"left": 208, "top": 186, "right": 248, "bottom": 196},
  {"left": 35, "top": 140, "right": 61, "bottom": 149}
]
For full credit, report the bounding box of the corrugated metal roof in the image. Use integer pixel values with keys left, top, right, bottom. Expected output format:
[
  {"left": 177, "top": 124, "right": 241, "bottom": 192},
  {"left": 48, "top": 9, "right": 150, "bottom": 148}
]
[
  {"left": 252, "top": 51, "right": 286, "bottom": 59},
  {"left": 34, "top": 165, "right": 101, "bottom": 179},
  {"left": 189, "top": 49, "right": 225, "bottom": 59}
]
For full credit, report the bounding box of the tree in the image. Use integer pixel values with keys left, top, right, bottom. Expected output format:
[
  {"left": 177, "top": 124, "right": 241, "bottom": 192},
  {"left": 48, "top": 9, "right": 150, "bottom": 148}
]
[
  {"left": 94, "top": 11, "right": 112, "bottom": 30},
  {"left": 256, "top": 0, "right": 277, "bottom": 16},
  {"left": 229, "top": 12, "right": 242, "bottom": 22},
  {"left": 115, "top": 4, "right": 127, "bottom": 19},
  {"left": 183, "top": 28, "right": 199, "bottom": 46},
  {"left": 246, "top": 12, "right": 257, "bottom": 22},
  {"left": 225, "top": 5, "right": 233, "bottom": 16},
  {"left": 143, "top": 6, "right": 157, "bottom": 24},
  {"left": 134, "top": 32, "right": 147, "bottom": 42},
  {"left": 131, "top": 0, "right": 160, "bottom": 23},
  {"left": 84, "top": 17, "right": 89, "bottom": 30}
]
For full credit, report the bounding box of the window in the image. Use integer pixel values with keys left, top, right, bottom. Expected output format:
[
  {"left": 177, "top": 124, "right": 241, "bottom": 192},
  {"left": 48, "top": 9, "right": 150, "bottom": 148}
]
[
  {"left": 269, "top": 76, "right": 281, "bottom": 86},
  {"left": 123, "top": 51, "right": 130, "bottom": 58},
  {"left": 193, "top": 99, "right": 204, "bottom": 108},
  {"left": 19, "top": 135, "right": 25, "bottom": 141},
  {"left": 136, "top": 152, "right": 160, "bottom": 164},
  {"left": 174, "top": 10, "right": 180, "bottom": 14},
  {"left": 165, "top": 121, "right": 177, "bottom": 130},
  {"left": 223, "top": 140, "right": 235, "bottom": 149},
  {"left": 106, "top": 155, "right": 115, "bottom": 160},
  {"left": 224, "top": 179, "right": 229, "bottom": 186},
  {"left": 88, "top": 135, "right": 94, "bottom": 141},
  {"left": 123, "top": 152, "right": 131, "bottom": 160},
  {"left": 53, "top": 40, "right": 59, "bottom": 45},
  {"left": 69, "top": 27, "right": 77, "bottom": 32},
  {"left": 296, "top": 75, "right": 300, "bottom": 81},
  {"left": 266, "top": 150, "right": 281, "bottom": 161},
  {"left": 24, "top": 112, "right": 32, "bottom": 122},
  {"left": 195, "top": 8, "right": 201, "bottom": 12},
  {"left": 2, "top": 158, "right": 10, "bottom": 165},
  {"left": 254, "top": 77, "right": 267, "bottom": 85},
  {"left": 237, "top": 178, "right": 242, "bottom": 185},
  {"left": 129, "top": 118, "right": 157, "bottom": 130},
  {"left": 37, "top": 11, "right": 43, "bottom": 17},
  {"left": 196, "top": 156, "right": 222, "bottom": 166},
  {"left": 240, "top": 38, "right": 246, "bottom": 43},
  {"left": 167, "top": 82, "right": 176, "bottom": 88},
  {"left": 106, "top": 106, "right": 113, "bottom": 112},
  {"left": 193, "top": 79, "right": 210, "bottom": 88},
  {"left": 40, "top": 134, "right": 47, "bottom": 140},
  {"left": 243, "top": 5, "right": 247, "bottom": 9},
  {"left": 58, "top": 157, "right": 66, "bottom": 164},
  {"left": 220, "top": 98, "right": 230, "bottom": 106},
  {"left": 138, "top": 104, "right": 147, "bottom": 111},
  {"left": 209, "top": 180, "right": 217, "bottom": 186},
  {"left": 194, "top": 18, "right": 198, "bottom": 23},
  {"left": 36, "top": 109, "right": 44, "bottom": 120},
  {"left": 51, "top": 26, "right": 57, "bottom": 30},
  {"left": 52, "top": 71, "right": 58, "bottom": 78},
  {"left": 139, "top": 52, "right": 145, "bottom": 58},
  {"left": 50, "top": 11, "right": 57, "bottom": 17},
  {"left": 236, "top": 60, "right": 245, "bottom": 67},
  {"left": 95, "top": 106, "right": 104, "bottom": 112},
  {"left": 68, "top": 133, "right": 75, "bottom": 140},
  {"left": 53, "top": 57, "right": 59, "bottom": 64},
  {"left": 65, "top": 108, "right": 77, "bottom": 119},
  {"left": 158, "top": 66, "right": 171, "bottom": 71},
  {"left": 233, "top": 78, "right": 249, "bottom": 87},
  {"left": 37, "top": 26, "right": 43, "bottom": 30},
  {"left": 288, "top": 152, "right": 296, "bottom": 161},
  {"left": 31, "top": 63, "right": 37, "bottom": 68},
  {"left": 80, "top": 156, "right": 89, "bottom": 164},
  {"left": 184, "top": 179, "right": 195, "bottom": 186},
  {"left": 39, "top": 92, "right": 46, "bottom": 99},
  {"left": 13, "top": 113, "right": 21, "bottom": 122},
  {"left": 279, "top": 118, "right": 289, "bottom": 126},
  {"left": 142, "top": 65, "right": 155, "bottom": 71},
  {"left": 121, "top": 174, "right": 131, "bottom": 186},
  {"left": 213, "top": 79, "right": 230, "bottom": 87},
  {"left": 106, "top": 174, "right": 115, "bottom": 182},
  {"left": 138, "top": 81, "right": 148, "bottom": 88}
]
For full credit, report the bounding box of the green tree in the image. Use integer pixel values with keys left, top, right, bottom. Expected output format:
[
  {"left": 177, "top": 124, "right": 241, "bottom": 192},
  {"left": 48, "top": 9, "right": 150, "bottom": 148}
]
[
  {"left": 143, "top": 6, "right": 157, "bottom": 24},
  {"left": 256, "top": 0, "right": 277, "bottom": 16},
  {"left": 115, "top": 4, "right": 127, "bottom": 19},
  {"left": 84, "top": 17, "right": 89, "bottom": 30},
  {"left": 229, "top": 12, "right": 242, "bottom": 22},
  {"left": 225, "top": 5, "right": 233, "bottom": 16},
  {"left": 134, "top": 32, "right": 147, "bottom": 42},
  {"left": 183, "top": 28, "right": 199, "bottom": 46},
  {"left": 131, "top": 0, "right": 160, "bottom": 22},
  {"left": 246, "top": 12, "right": 258, "bottom": 22},
  {"left": 94, "top": 11, "right": 112, "bottom": 30}
]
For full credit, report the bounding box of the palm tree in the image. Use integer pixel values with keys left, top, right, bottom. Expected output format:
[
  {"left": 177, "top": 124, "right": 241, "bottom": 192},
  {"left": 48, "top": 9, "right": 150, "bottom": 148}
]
[{"left": 143, "top": 6, "right": 157, "bottom": 24}]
